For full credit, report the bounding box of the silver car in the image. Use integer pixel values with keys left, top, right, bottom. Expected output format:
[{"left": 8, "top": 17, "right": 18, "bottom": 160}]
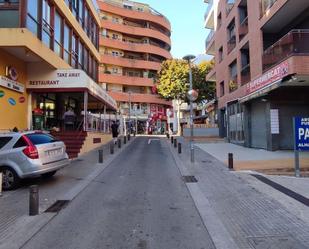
[{"left": 0, "top": 131, "right": 69, "bottom": 190}]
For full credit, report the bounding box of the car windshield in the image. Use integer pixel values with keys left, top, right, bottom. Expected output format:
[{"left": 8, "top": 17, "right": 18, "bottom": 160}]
[{"left": 26, "top": 133, "right": 58, "bottom": 145}]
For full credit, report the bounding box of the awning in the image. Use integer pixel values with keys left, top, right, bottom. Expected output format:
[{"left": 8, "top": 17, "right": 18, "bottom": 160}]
[{"left": 27, "top": 68, "right": 117, "bottom": 110}]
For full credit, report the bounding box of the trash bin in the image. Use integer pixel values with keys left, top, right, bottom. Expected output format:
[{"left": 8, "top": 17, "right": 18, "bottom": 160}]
[{"left": 32, "top": 108, "right": 44, "bottom": 130}]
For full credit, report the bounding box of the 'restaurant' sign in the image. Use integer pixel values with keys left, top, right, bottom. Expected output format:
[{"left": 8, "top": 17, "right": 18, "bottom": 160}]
[
  {"left": 0, "top": 76, "right": 25, "bottom": 93},
  {"left": 27, "top": 69, "right": 117, "bottom": 109},
  {"left": 246, "top": 62, "right": 289, "bottom": 95}
]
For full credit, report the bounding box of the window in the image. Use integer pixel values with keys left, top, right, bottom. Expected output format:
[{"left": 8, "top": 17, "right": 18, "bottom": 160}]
[
  {"left": 84, "top": 47, "right": 88, "bottom": 71},
  {"left": 63, "top": 22, "right": 71, "bottom": 64},
  {"left": 13, "top": 137, "right": 27, "bottom": 148},
  {"left": 112, "top": 51, "right": 119, "bottom": 57},
  {"left": 26, "top": 133, "right": 57, "bottom": 145},
  {"left": 112, "top": 68, "right": 118, "bottom": 74},
  {"left": 229, "top": 60, "right": 238, "bottom": 92},
  {"left": 78, "top": 41, "right": 83, "bottom": 69},
  {"left": 0, "top": 137, "right": 12, "bottom": 149},
  {"left": 42, "top": 0, "right": 52, "bottom": 49},
  {"left": 217, "top": 13, "right": 222, "bottom": 29},
  {"left": 26, "top": 0, "right": 39, "bottom": 36},
  {"left": 123, "top": 4, "right": 133, "bottom": 10},
  {"left": 71, "top": 0, "right": 78, "bottom": 18},
  {"left": 218, "top": 46, "right": 223, "bottom": 62},
  {"left": 112, "top": 34, "right": 119, "bottom": 40},
  {"left": 78, "top": 0, "right": 84, "bottom": 26},
  {"left": 54, "top": 11, "right": 62, "bottom": 57},
  {"left": 71, "top": 33, "right": 78, "bottom": 68},
  {"left": 219, "top": 81, "right": 225, "bottom": 97},
  {"left": 112, "top": 17, "right": 119, "bottom": 23}
]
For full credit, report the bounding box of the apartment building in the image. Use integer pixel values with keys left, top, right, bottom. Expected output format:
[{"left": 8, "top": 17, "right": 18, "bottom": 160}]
[
  {"left": 204, "top": 0, "right": 309, "bottom": 150},
  {"left": 98, "top": 0, "right": 172, "bottom": 134},
  {"left": 0, "top": 0, "right": 116, "bottom": 132}
]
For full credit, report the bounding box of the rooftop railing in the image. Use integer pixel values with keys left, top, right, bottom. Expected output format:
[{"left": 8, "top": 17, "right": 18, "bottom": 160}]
[{"left": 262, "top": 29, "right": 309, "bottom": 71}]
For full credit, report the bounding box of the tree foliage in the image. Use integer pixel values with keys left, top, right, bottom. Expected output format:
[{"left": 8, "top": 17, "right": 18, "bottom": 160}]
[{"left": 157, "top": 59, "right": 215, "bottom": 104}]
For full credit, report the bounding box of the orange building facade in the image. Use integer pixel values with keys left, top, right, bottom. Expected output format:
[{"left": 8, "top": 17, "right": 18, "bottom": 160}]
[{"left": 98, "top": 0, "right": 172, "bottom": 134}]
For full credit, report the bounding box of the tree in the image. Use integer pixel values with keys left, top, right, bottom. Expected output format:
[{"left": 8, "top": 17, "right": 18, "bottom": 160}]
[{"left": 157, "top": 59, "right": 215, "bottom": 104}]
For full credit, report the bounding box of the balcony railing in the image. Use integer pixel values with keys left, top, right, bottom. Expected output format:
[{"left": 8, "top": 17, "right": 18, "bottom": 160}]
[
  {"left": 204, "top": 0, "right": 213, "bottom": 20},
  {"left": 205, "top": 30, "right": 214, "bottom": 49},
  {"left": 240, "top": 64, "right": 250, "bottom": 85},
  {"left": 262, "top": 29, "right": 309, "bottom": 71},
  {"left": 260, "top": 0, "right": 277, "bottom": 18},
  {"left": 227, "top": 36, "right": 236, "bottom": 54},
  {"left": 239, "top": 16, "right": 248, "bottom": 40}
]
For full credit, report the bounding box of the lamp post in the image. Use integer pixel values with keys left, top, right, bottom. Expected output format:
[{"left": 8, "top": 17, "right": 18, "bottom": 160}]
[
  {"left": 128, "top": 91, "right": 132, "bottom": 134},
  {"left": 183, "top": 54, "right": 197, "bottom": 163}
]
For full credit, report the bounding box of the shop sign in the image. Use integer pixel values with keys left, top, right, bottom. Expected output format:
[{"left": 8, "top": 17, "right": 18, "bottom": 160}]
[
  {"left": 294, "top": 117, "right": 309, "bottom": 151},
  {"left": 6, "top": 66, "right": 19, "bottom": 81},
  {"left": 0, "top": 76, "right": 24, "bottom": 93},
  {"left": 27, "top": 69, "right": 117, "bottom": 109},
  {"left": 246, "top": 62, "right": 289, "bottom": 95}
]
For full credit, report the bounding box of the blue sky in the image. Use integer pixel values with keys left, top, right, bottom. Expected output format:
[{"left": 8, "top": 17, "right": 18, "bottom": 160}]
[{"left": 140, "top": 0, "right": 209, "bottom": 59}]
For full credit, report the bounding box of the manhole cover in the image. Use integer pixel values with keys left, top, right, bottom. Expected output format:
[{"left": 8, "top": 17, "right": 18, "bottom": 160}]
[
  {"left": 45, "top": 200, "right": 70, "bottom": 213},
  {"left": 247, "top": 235, "right": 307, "bottom": 249},
  {"left": 182, "top": 176, "right": 198, "bottom": 183}
]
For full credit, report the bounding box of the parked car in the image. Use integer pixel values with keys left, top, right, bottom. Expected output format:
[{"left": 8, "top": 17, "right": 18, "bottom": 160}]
[{"left": 0, "top": 131, "right": 69, "bottom": 190}]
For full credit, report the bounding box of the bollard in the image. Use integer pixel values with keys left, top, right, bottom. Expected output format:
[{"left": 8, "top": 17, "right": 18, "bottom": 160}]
[
  {"left": 128, "top": 134, "right": 131, "bottom": 141},
  {"left": 174, "top": 138, "right": 177, "bottom": 148},
  {"left": 228, "top": 153, "right": 234, "bottom": 170},
  {"left": 124, "top": 136, "right": 127, "bottom": 144},
  {"left": 29, "top": 185, "right": 39, "bottom": 216},
  {"left": 134, "top": 131, "right": 136, "bottom": 137},
  {"left": 171, "top": 136, "right": 174, "bottom": 144},
  {"left": 118, "top": 138, "right": 121, "bottom": 148},
  {"left": 0, "top": 172, "right": 2, "bottom": 197},
  {"left": 166, "top": 133, "right": 170, "bottom": 139},
  {"left": 110, "top": 142, "right": 114, "bottom": 154},
  {"left": 98, "top": 149, "right": 103, "bottom": 164},
  {"left": 178, "top": 143, "right": 182, "bottom": 154}
]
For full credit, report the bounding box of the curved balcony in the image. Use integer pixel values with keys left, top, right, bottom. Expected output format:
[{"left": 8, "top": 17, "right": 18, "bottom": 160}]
[
  {"left": 98, "top": 1, "right": 171, "bottom": 32},
  {"left": 108, "top": 91, "right": 171, "bottom": 106},
  {"left": 99, "top": 73, "right": 154, "bottom": 87},
  {"left": 101, "top": 20, "right": 171, "bottom": 47},
  {"left": 101, "top": 55, "right": 161, "bottom": 71},
  {"left": 100, "top": 37, "right": 171, "bottom": 60}
]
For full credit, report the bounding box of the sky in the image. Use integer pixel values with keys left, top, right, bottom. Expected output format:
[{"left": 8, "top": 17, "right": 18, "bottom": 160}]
[{"left": 139, "top": 0, "right": 209, "bottom": 59}]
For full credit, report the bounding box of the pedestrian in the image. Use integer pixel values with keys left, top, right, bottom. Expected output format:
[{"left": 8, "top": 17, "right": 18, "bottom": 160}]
[{"left": 111, "top": 121, "right": 119, "bottom": 144}]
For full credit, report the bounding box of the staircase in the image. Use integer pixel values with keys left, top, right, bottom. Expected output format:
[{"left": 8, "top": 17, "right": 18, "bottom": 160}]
[{"left": 51, "top": 131, "right": 87, "bottom": 159}]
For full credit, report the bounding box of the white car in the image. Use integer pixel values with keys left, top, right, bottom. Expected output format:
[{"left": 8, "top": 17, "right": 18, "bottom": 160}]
[{"left": 0, "top": 131, "right": 69, "bottom": 190}]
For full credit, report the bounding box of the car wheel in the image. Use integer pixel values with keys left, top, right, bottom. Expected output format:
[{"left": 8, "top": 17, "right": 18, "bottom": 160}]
[
  {"left": 1, "top": 167, "right": 20, "bottom": 190},
  {"left": 41, "top": 171, "right": 57, "bottom": 178}
]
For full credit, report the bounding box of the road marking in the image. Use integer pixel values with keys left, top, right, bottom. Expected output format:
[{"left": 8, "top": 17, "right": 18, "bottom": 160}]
[{"left": 148, "top": 139, "right": 160, "bottom": 144}]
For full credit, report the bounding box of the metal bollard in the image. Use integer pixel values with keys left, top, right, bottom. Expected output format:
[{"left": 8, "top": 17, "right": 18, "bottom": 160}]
[
  {"left": 98, "top": 149, "right": 103, "bottom": 163},
  {"left": 171, "top": 136, "right": 174, "bottom": 144},
  {"left": 124, "top": 136, "right": 127, "bottom": 144},
  {"left": 110, "top": 142, "right": 114, "bottom": 154},
  {"left": 128, "top": 134, "right": 131, "bottom": 141},
  {"left": 228, "top": 153, "right": 234, "bottom": 170},
  {"left": 29, "top": 185, "right": 39, "bottom": 216},
  {"left": 118, "top": 138, "right": 121, "bottom": 148},
  {"left": 0, "top": 172, "right": 2, "bottom": 197},
  {"left": 174, "top": 138, "right": 177, "bottom": 148},
  {"left": 178, "top": 143, "right": 182, "bottom": 154},
  {"left": 134, "top": 131, "right": 136, "bottom": 137}
]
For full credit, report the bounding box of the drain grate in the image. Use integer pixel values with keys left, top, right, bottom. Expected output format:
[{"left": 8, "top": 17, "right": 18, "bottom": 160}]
[
  {"left": 182, "top": 175, "right": 198, "bottom": 183},
  {"left": 251, "top": 174, "right": 309, "bottom": 207},
  {"left": 247, "top": 235, "right": 307, "bottom": 249},
  {"left": 45, "top": 200, "right": 70, "bottom": 213}
]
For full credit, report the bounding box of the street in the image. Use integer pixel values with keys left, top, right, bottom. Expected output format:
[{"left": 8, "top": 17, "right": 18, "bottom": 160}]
[{"left": 21, "top": 137, "right": 215, "bottom": 249}]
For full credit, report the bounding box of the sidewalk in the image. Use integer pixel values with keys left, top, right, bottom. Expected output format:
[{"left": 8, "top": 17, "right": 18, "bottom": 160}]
[
  {"left": 167, "top": 137, "right": 309, "bottom": 249},
  {"left": 0, "top": 136, "right": 136, "bottom": 249},
  {"left": 196, "top": 141, "right": 309, "bottom": 174}
]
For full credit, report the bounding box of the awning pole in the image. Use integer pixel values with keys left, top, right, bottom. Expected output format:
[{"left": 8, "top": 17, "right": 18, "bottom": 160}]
[{"left": 83, "top": 91, "right": 88, "bottom": 131}]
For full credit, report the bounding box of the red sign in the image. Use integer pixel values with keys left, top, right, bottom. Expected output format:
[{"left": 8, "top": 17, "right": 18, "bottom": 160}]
[
  {"left": 246, "top": 62, "right": 289, "bottom": 95},
  {"left": 19, "top": 96, "right": 25, "bottom": 103}
]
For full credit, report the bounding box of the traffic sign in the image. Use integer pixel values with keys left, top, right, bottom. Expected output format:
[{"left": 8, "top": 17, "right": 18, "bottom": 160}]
[{"left": 294, "top": 117, "right": 309, "bottom": 151}]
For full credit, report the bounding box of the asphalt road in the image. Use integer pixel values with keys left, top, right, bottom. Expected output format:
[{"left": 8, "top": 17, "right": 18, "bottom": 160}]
[{"left": 22, "top": 137, "right": 215, "bottom": 249}]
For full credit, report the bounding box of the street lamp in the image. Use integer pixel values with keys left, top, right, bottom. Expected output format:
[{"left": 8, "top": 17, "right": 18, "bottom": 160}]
[{"left": 183, "top": 54, "right": 197, "bottom": 163}]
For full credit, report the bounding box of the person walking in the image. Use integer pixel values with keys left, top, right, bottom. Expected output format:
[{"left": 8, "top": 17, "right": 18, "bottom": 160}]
[{"left": 111, "top": 121, "right": 119, "bottom": 144}]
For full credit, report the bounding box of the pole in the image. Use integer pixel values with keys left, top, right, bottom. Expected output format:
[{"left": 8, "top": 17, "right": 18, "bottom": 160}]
[
  {"left": 98, "top": 149, "right": 103, "bottom": 164},
  {"left": 0, "top": 172, "right": 2, "bottom": 196},
  {"left": 129, "top": 92, "right": 131, "bottom": 135},
  {"left": 293, "top": 117, "right": 300, "bottom": 177},
  {"left": 228, "top": 153, "right": 234, "bottom": 170},
  {"left": 29, "top": 185, "right": 39, "bottom": 216},
  {"left": 189, "top": 62, "right": 194, "bottom": 163}
]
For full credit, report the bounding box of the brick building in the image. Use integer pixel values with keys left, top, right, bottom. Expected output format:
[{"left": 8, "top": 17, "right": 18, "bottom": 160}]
[{"left": 204, "top": 0, "right": 309, "bottom": 150}]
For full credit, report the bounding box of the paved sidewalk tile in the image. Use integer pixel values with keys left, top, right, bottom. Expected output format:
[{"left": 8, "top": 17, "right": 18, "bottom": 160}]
[{"left": 170, "top": 137, "right": 309, "bottom": 249}]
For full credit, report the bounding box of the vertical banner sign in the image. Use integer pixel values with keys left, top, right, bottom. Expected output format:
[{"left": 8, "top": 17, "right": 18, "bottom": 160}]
[{"left": 293, "top": 117, "right": 309, "bottom": 177}]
